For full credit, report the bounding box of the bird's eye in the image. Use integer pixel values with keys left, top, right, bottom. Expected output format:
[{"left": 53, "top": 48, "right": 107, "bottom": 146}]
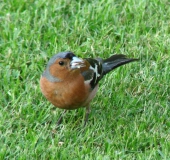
[{"left": 58, "top": 61, "right": 64, "bottom": 66}]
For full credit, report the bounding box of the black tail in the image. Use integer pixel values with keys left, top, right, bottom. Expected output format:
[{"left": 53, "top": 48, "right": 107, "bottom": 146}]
[{"left": 102, "top": 54, "right": 138, "bottom": 75}]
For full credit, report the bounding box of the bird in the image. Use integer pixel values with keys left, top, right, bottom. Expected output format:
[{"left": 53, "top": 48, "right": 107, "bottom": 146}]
[{"left": 40, "top": 51, "right": 138, "bottom": 126}]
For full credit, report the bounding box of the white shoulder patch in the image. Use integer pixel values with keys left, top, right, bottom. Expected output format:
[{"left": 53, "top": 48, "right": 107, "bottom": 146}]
[{"left": 89, "top": 64, "right": 100, "bottom": 78}]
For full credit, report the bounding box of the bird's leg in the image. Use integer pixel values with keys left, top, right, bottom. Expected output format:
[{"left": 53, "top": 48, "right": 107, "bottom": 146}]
[
  {"left": 56, "top": 110, "right": 67, "bottom": 126},
  {"left": 84, "top": 104, "right": 91, "bottom": 126}
]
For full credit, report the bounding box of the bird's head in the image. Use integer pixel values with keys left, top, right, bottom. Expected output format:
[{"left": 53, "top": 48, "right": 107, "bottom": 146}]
[{"left": 42, "top": 51, "right": 86, "bottom": 82}]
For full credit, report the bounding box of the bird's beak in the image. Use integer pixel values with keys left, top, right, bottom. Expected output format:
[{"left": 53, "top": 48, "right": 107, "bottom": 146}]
[{"left": 70, "top": 57, "right": 85, "bottom": 69}]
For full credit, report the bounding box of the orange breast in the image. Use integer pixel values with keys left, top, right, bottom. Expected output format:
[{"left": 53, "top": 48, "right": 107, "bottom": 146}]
[{"left": 40, "top": 75, "right": 90, "bottom": 109}]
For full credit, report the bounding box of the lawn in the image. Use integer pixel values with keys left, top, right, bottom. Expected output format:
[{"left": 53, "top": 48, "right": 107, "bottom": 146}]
[{"left": 0, "top": 0, "right": 169, "bottom": 159}]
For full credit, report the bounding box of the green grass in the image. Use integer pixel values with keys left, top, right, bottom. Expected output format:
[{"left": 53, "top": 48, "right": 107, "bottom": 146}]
[{"left": 0, "top": 0, "right": 169, "bottom": 159}]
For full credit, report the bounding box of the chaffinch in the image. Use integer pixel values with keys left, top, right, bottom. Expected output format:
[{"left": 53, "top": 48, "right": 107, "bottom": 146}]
[{"left": 40, "top": 51, "right": 138, "bottom": 126}]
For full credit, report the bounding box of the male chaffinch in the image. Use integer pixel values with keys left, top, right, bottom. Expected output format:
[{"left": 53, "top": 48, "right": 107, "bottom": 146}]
[{"left": 40, "top": 51, "right": 138, "bottom": 126}]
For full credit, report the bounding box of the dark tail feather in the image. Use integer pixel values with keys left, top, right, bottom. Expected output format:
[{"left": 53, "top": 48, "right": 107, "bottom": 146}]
[{"left": 102, "top": 54, "right": 138, "bottom": 75}]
